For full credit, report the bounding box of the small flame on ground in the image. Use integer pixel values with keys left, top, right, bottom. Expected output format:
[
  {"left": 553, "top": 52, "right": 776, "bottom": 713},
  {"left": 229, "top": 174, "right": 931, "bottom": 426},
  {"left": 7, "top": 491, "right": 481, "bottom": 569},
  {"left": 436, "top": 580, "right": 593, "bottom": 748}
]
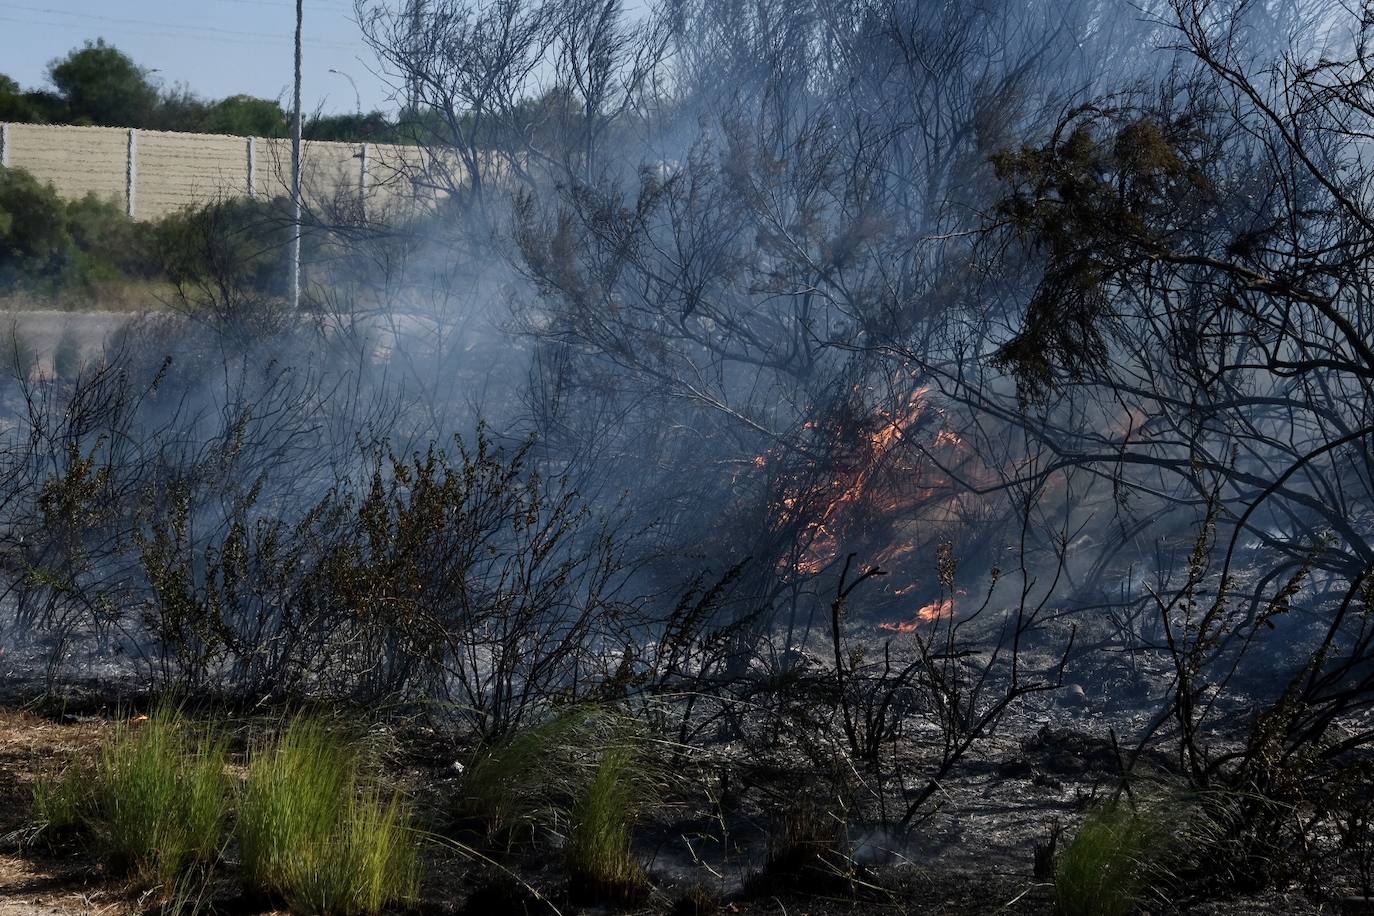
[{"left": 878, "top": 595, "right": 954, "bottom": 632}]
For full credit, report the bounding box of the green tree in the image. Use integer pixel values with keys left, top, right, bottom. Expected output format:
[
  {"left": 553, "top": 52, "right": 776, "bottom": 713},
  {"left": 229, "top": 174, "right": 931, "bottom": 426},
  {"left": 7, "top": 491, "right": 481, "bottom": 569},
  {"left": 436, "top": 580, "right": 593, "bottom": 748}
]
[
  {"left": 20, "top": 90, "right": 68, "bottom": 123},
  {"left": 48, "top": 39, "right": 158, "bottom": 127},
  {"left": 0, "top": 74, "right": 43, "bottom": 121},
  {"left": 203, "top": 95, "right": 289, "bottom": 137},
  {"left": 154, "top": 85, "right": 211, "bottom": 132},
  {"left": 303, "top": 110, "right": 394, "bottom": 142}
]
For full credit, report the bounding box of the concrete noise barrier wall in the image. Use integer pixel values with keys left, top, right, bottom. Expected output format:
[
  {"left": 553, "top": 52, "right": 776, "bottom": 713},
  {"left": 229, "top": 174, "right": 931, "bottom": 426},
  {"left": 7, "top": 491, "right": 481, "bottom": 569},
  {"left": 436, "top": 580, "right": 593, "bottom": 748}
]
[{"left": 0, "top": 122, "right": 431, "bottom": 220}]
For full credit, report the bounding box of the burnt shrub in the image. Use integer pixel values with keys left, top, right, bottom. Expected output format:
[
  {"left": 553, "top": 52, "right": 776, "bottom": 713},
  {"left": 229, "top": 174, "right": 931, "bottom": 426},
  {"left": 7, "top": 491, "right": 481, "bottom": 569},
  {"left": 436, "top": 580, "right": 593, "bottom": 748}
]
[
  {"left": 668, "top": 883, "right": 721, "bottom": 916},
  {"left": 5, "top": 359, "right": 636, "bottom": 729},
  {"left": 744, "top": 801, "right": 857, "bottom": 899}
]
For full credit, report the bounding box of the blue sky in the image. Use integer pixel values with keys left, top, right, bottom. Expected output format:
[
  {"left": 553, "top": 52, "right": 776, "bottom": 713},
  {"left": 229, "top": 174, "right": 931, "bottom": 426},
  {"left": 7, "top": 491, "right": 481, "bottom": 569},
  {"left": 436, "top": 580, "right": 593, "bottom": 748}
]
[{"left": 0, "top": 0, "right": 394, "bottom": 114}]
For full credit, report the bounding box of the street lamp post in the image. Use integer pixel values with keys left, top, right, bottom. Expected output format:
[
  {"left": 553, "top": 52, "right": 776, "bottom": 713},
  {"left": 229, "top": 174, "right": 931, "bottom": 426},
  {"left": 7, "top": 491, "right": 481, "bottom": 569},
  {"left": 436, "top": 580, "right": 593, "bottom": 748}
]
[{"left": 329, "top": 68, "right": 361, "bottom": 115}]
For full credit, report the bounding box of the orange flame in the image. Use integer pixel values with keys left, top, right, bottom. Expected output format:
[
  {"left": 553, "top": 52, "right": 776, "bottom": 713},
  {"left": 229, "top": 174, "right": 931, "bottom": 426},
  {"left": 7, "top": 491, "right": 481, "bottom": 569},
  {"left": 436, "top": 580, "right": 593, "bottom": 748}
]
[
  {"left": 755, "top": 379, "right": 991, "bottom": 585},
  {"left": 878, "top": 596, "right": 954, "bottom": 632}
]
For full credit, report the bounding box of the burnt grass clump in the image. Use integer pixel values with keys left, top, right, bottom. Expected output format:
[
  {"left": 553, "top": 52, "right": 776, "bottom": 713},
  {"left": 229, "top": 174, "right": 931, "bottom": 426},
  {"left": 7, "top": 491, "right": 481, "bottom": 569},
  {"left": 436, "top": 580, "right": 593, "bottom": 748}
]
[{"left": 742, "top": 803, "right": 864, "bottom": 901}]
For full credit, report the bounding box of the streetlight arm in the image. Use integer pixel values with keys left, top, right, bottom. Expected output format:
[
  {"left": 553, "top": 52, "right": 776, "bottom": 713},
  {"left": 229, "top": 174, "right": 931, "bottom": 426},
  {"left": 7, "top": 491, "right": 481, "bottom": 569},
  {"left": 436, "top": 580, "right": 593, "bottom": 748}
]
[{"left": 328, "top": 68, "right": 362, "bottom": 115}]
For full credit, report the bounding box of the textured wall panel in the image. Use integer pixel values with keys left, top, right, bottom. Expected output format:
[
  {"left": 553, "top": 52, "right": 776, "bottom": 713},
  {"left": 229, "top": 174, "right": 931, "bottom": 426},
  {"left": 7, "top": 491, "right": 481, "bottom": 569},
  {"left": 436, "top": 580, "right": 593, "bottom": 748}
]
[
  {"left": 136, "top": 130, "right": 250, "bottom": 219},
  {"left": 7, "top": 124, "right": 128, "bottom": 206},
  {"left": 0, "top": 123, "right": 450, "bottom": 220},
  {"left": 302, "top": 140, "right": 364, "bottom": 210}
]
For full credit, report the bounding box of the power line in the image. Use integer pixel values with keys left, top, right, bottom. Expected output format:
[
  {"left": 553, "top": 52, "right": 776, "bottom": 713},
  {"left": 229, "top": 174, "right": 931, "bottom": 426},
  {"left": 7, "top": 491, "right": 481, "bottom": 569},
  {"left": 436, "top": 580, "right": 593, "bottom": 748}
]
[
  {"left": 4, "top": 4, "right": 358, "bottom": 50},
  {"left": 205, "top": 0, "right": 354, "bottom": 9},
  {"left": 0, "top": 15, "right": 306, "bottom": 49}
]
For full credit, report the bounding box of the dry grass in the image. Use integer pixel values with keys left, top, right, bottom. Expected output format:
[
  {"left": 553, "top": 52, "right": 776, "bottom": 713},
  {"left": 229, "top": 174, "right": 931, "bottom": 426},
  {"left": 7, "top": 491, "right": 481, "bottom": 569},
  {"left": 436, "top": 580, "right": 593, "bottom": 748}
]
[{"left": 0, "top": 280, "right": 175, "bottom": 313}]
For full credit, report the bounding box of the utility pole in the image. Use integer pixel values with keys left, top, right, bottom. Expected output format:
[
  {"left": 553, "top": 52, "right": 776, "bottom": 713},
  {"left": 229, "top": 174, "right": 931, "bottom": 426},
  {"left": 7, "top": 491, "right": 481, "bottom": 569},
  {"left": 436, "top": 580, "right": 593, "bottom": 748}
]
[
  {"left": 291, "top": 0, "right": 304, "bottom": 312},
  {"left": 406, "top": 0, "right": 424, "bottom": 114}
]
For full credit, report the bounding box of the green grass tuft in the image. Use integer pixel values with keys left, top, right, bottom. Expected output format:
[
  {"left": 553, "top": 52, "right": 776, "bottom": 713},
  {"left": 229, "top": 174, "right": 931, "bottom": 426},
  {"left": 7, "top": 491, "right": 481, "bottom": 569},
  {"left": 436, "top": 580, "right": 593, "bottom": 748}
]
[
  {"left": 461, "top": 707, "right": 663, "bottom": 905},
  {"left": 1054, "top": 800, "right": 1163, "bottom": 916},
  {"left": 31, "top": 761, "right": 95, "bottom": 836},
  {"left": 461, "top": 709, "right": 597, "bottom": 842},
  {"left": 237, "top": 717, "right": 420, "bottom": 916},
  {"left": 564, "top": 743, "right": 651, "bottom": 905},
  {"left": 94, "top": 709, "right": 230, "bottom": 886}
]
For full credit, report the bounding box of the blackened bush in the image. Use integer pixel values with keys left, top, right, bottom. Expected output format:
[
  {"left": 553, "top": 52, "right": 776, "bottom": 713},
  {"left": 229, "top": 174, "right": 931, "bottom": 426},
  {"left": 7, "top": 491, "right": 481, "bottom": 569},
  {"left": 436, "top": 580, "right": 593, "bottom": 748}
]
[{"left": 8, "top": 363, "right": 636, "bottom": 723}]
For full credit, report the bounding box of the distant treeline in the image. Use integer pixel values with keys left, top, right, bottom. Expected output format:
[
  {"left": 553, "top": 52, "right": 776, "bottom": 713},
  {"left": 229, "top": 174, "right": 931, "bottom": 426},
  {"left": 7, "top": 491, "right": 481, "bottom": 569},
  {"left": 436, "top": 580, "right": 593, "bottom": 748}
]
[{"left": 0, "top": 38, "right": 407, "bottom": 143}]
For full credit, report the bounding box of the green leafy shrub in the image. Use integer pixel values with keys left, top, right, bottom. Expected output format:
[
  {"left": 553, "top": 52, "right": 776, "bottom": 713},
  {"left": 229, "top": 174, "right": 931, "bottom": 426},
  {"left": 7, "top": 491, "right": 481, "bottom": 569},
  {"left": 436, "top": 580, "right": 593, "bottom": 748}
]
[
  {"left": 237, "top": 717, "right": 420, "bottom": 915},
  {"left": 151, "top": 193, "right": 345, "bottom": 339},
  {"left": 0, "top": 167, "right": 72, "bottom": 287},
  {"left": 0, "top": 165, "right": 159, "bottom": 297},
  {"left": 65, "top": 191, "right": 156, "bottom": 282}
]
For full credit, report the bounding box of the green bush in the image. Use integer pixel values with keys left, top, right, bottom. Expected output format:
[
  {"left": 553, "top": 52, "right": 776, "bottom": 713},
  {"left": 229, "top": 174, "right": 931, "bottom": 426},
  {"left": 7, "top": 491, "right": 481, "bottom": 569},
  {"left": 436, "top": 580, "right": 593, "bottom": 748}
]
[
  {"left": 237, "top": 717, "right": 420, "bottom": 915},
  {"left": 65, "top": 191, "right": 156, "bottom": 282},
  {"left": 0, "top": 166, "right": 159, "bottom": 296},
  {"left": 1055, "top": 800, "right": 1166, "bottom": 916},
  {"left": 153, "top": 195, "right": 298, "bottom": 338},
  {"left": 0, "top": 166, "right": 72, "bottom": 287}
]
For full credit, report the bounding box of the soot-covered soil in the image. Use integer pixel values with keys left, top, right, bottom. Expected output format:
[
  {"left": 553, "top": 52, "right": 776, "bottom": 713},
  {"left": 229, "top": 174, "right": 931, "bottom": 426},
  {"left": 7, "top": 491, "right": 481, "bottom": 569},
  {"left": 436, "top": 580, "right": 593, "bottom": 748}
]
[{"left": 0, "top": 694, "right": 1349, "bottom": 916}]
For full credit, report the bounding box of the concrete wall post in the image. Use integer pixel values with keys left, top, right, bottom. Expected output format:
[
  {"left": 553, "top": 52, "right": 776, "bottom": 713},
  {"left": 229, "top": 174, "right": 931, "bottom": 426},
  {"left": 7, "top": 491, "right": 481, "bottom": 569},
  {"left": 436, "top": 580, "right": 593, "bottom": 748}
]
[
  {"left": 247, "top": 136, "right": 257, "bottom": 198},
  {"left": 126, "top": 128, "right": 138, "bottom": 218},
  {"left": 359, "top": 142, "right": 369, "bottom": 217}
]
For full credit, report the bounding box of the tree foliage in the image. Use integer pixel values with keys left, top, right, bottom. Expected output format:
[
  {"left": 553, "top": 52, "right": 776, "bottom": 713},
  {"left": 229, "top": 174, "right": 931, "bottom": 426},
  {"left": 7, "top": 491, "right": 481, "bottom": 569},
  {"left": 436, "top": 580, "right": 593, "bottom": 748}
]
[{"left": 47, "top": 39, "right": 159, "bottom": 127}]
